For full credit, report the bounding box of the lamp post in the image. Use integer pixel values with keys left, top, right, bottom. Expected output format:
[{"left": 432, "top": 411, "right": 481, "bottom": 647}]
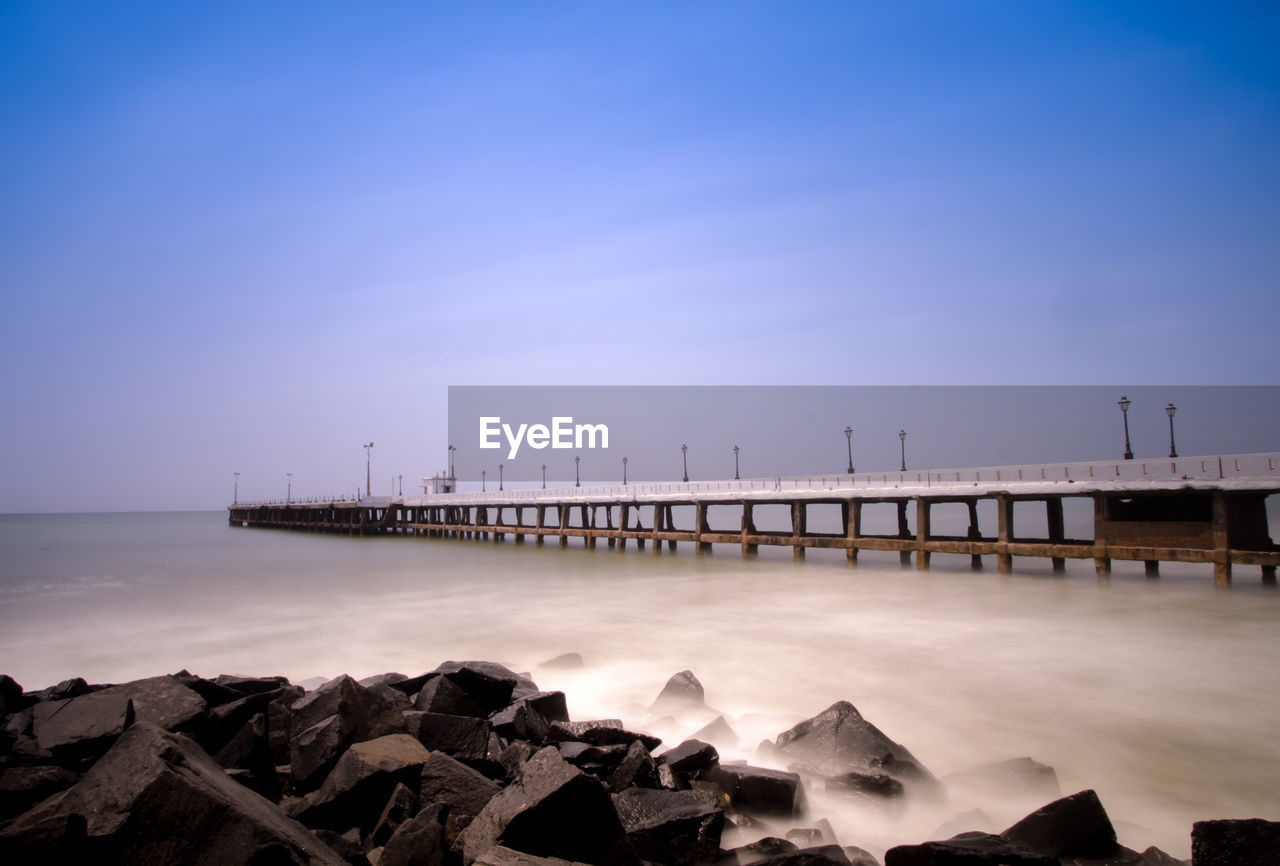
[
  {"left": 733, "top": 445, "right": 740, "bottom": 480},
  {"left": 398, "top": 474, "right": 402, "bottom": 496},
  {"left": 364, "top": 442, "right": 375, "bottom": 496},
  {"left": 1118, "top": 397, "right": 1134, "bottom": 460},
  {"left": 287, "top": 472, "right": 292, "bottom": 504},
  {"left": 1166, "top": 403, "right": 1178, "bottom": 458},
  {"left": 233, "top": 472, "right": 239, "bottom": 505},
  {"left": 541, "top": 464, "right": 546, "bottom": 489},
  {"left": 499, "top": 464, "right": 504, "bottom": 491},
  {"left": 481, "top": 470, "right": 486, "bottom": 492},
  {"left": 448, "top": 445, "right": 456, "bottom": 479},
  {"left": 681, "top": 444, "right": 688, "bottom": 483},
  {"left": 574, "top": 456, "right": 580, "bottom": 487},
  {"left": 622, "top": 456, "right": 628, "bottom": 485},
  {"left": 844, "top": 426, "right": 854, "bottom": 474},
  {"left": 898, "top": 430, "right": 907, "bottom": 472}
]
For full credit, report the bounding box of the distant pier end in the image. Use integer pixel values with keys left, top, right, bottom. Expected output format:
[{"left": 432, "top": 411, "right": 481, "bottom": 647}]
[{"left": 228, "top": 453, "right": 1280, "bottom": 587}]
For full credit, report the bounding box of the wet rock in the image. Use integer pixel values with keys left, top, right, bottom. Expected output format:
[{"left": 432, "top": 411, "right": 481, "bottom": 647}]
[
  {"left": 460, "top": 745, "right": 635, "bottom": 865},
  {"left": 208, "top": 685, "right": 295, "bottom": 752},
  {"left": 289, "top": 675, "right": 406, "bottom": 790},
  {"left": 474, "top": 845, "right": 593, "bottom": 865},
  {"left": 659, "top": 739, "right": 719, "bottom": 777},
  {"left": 292, "top": 714, "right": 348, "bottom": 792},
  {"left": 693, "top": 715, "right": 739, "bottom": 747},
  {"left": 943, "top": 757, "right": 1059, "bottom": 801},
  {"left": 753, "top": 848, "right": 851, "bottom": 866},
  {"left": 31, "top": 691, "right": 134, "bottom": 761},
  {"left": 28, "top": 678, "right": 92, "bottom": 704},
  {"left": 884, "top": 831, "right": 1057, "bottom": 865},
  {"left": 0, "top": 721, "right": 346, "bottom": 864},
  {"left": 707, "top": 763, "right": 803, "bottom": 817},
  {"left": 293, "top": 733, "right": 432, "bottom": 833},
  {"left": 432, "top": 661, "right": 522, "bottom": 713},
  {"left": 606, "top": 739, "right": 661, "bottom": 791},
  {"left": 1001, "top": 789, "right": 1118, "bottom": 860},
  {"left": 727, "top": 836, "right": 799, "bottom": 864},
  {"left": 497, "top": 740, "right": 536, "bottom": 781},
  {"left": 842, "top": 846, "right": 879, "bottom": 866},
  {"left": 171, "top": 670, "right": 246, "bottom": 708},
  {"left": 377, "top": 802, "right": 450, "bottom": 866},
  {"left": 650, "top": 670, "right": 705, "bottom": 711},
  {"left": 215, "top": 674, "right": 293, "bottom": 696},
  {"left": 360, "top": 672, "right": 408, "bottom": 689},
  {"left": 268, "top": 684, "right": 305, "bottom": 765},
  {"left": 773, "top": 702, "right": 933, "bottom": 786},
  {"left": 548, "top": 720, "right": 661, "bottom": 751},
  {"left": 0, "top": 765, "right": 79, "bottom": 820},
  {"left": 559, "top": 741, "right": 630, "bottom": 777},
  {"left": 371, "top": 781, "right": 418, "bottom": 847},
  {"left": 612, "top": 787, "right": 724, "bottom": 866},
  {"left": 418, "top": 750, "right": 502, "bottom": 818},
  {"left": 1192, "top": 818, "right": 1280, "bottom": 866},
  {"left": 493, "top": 701, "right": 553, "bottom": 744},
  {"left": 0, "top": 675, "right": 27, "bottom": 715},
  {"left": 825, "top": 771, "right": 903, "bottom": 799},
  {"left": 415, "top": 675, "right": 487, "bottom": 717},
  {"left": 785, "top": 825, "right": 830, "bottom": 847},
  {"left": 215, "top": 712, "right": 279, "bottom": 800},
  {"left": 406, "top": 711, "right": 492, "bottom": 763}
]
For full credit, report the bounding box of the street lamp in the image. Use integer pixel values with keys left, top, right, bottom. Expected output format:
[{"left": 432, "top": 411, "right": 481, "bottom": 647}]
[
  {"left": 499, "top": 464, "right": 504, "bottom": 491},
  {"left": 1166, "top": 403, "right": 1178, "bottom": 458},
  {"left": 448, "top": 445, "right": 456, "bottom": 479},
  {"left": 898, "top": 430, "right": 907, "bottom": 472},
  {"left": 733, "top": 445, "right": 740, "bottom": 480},
  {"left": 844, "top": 426, "right": 854, "bottom": 474},
  {"left": 1118, "top": 397, "right": 1134, "bottom": 460},
  {"left": 622, "top": 456, "right": 628, "bottom": 485},
  {"left": 541, "top": 464, "right": 547, "bottom": 489},
  {"left": 398, "top": 474, "right": 402, "bottom": 496},
  {"left": 575, "top": 456, "right": 580, "bottom": 487},
  {"left": 364, "top": 442, "right": 375, "bottom": 495},
  {"left": 681, "top": 444, "right": 688, "bottom": 483},
  {"left": 233, "top": 472, "right": 239, "bottom": 505},
  {"left": 287, "top": 472, "right": 292, "bottom": 504},
  {"left": 481, "top": 470, "right": 486, "bottom": 492}
]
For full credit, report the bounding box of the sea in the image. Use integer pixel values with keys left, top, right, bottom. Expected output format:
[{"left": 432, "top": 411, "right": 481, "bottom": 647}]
[{"left": 2, "top": 509, "right": 1278, "bottom": 859}]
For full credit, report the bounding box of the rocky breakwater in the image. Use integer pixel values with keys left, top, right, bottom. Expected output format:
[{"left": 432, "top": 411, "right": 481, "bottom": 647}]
[{"left": 0, "top": 664, "right": 1275, "bottom": 865}]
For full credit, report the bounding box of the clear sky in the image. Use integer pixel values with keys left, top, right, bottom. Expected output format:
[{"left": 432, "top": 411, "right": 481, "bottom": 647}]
[{"left": 2, "top": 2, "right": 1278, "bottom": 511}]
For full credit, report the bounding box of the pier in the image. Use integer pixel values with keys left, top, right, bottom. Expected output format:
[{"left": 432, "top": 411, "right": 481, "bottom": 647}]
[{"left": 228, "top": 453, "right": 1280, "bottom": 587}]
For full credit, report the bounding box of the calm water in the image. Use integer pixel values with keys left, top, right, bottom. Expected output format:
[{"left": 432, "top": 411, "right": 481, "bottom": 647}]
[{"left": 2, "top": 510, "right": 1278, "bottom": 858}]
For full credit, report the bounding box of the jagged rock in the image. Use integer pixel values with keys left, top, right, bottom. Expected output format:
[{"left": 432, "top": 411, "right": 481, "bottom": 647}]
[
  {"left": 360, "top": 672, "right": 408, "bottom": 690},
  {"left": 3, "top": 707, "right": 32, "bottom": 738},
  {"left": 460, "top": 745, "right": 635, "bottom": 865},
  {"left": 432, "top": 661, "right": 523, "bottom": 713},
  {"left": 523, "top": 691, "right": 570, "bottom": 723},
  {"left": 474, "top": 846, "right": 593, "bottom": 865},
  {"left": 650, "top": 671, "right": 705, "bottom": 711},
  {"left": 498, "top": 740, "right": 536, "bottom": 781},
  {"left": 313, "top": 828, "right": 366, "bottom": 865},
  {"left": 559, "top": 741, "right": 629, "bottom": 776},
  {"left": 289, "top": 675, "right": 406, "bottom": 790},
  {"left": 727, "top": 836, "right": 799, "bottom": 864},
  {"left": 215, "top": 674, "right": 293, "bottom": 696},
  {"left": 268, "top": 684, "right": 305, "bottom": 765},
  {"left": 707, "top": 763, "right": 803, "bottom": 817},
  {"left": 773, "top": 702, "right": 933, "bottom": 787},
  {"left": 493, "top": 701, "right": 552, "bottom": 744},
  {"left": 31, "top": 690, "right": 134, "bottom": 761},
  {"left": 786, "top": 828, "right": 827, "bottom": 847},
  {"left": 418, "top": 750, "right": 502, "bottom": 818},
  {"left": 415, "top": 675, "right": 486, "bottom": 717},
  {"left": 293, "top": 733, "right": 432, "bottom": 833},
  {"left": 1001, "top": 789, "right": 1118, "bottom": 860},
  {"left": 606, "top": 740, "right": 660, "bottom": 791},
  {"left": 825, "top": 771, "right": 903, "bottom": 799},
  {"left": 657, "top": 762, "right": 681, "bottom": 790},
  {"left": 843, "top": 846, "right": 879, "bottom": 866},
  {"left": 215, "top": 712, "right": 279, "bottom": 799},
  {"left": 292, "top": 714, "right": 348, "bottom": 792},
  {"left": 0, "top": 721, "right": 346, "bottom": 864},
  {"left": 659, "top": 739, "right": 719, "bottom": 776},
  {"left": 27, "top": 678, "right": 92, "bottom": 703},
  {"left": 538, "top": 653, "right": 585, "bottom": 671},
  {"left": 377, "top": 802, "right": 450, "bottom": 866},
  {"left": 208, "top": 685, "right": 295, "bottom": 751},
  {"left": 753, "top": 849, "right": 850, "bottom": 866},
  {"left": 884, "top": 831, "right": 1056, "bottom": 865},
  {"left": 693, "top": 715, "right": 739, "bottom": 747},
  {"left": 1192, "top": 818, "right": 1280, "bottom": 866},
  {"left": 371, "top": 782, "right": 418, "bottom": 847},
  {"left": 171, "top": 670, "right": 246, "bottom": 708},
  {"left": 943, "top": 757, "right": 1059, "bottom": 801},
  {"left": 548, "top": 721, "right": 661, "bottom": 751},
  {"left": 406, "top": 711, "right": 491, "bottom": 762},
  {"left": 612, "top": 787, "right": 723, "bottom": 866},
  {"left": 0, "top": 765, "right": 79, "bottom": 820},
  {"left": 0, "top": 675, "right": 26, "bottom": 715}
]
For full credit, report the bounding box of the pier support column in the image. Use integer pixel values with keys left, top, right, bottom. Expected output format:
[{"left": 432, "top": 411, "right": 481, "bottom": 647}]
[
  {"left": 558, "top": 506, "right": 569, "bottom": 549},
  {"left": 844, "top": 501, "right": 859, "bottom": 567},
  {"left": 1144, "top": 560, "right": 1160, "bottom": 578},
  {"left": 741, "top": 503, "right": 758, "bottom": 558},
  {"left": 1263, "top": 565, "right": 1277, "bottom": 586},
  {"left": 514, "top": 506, "right": 525, "bottom": 544},
  {"left": 915, "top": 499, "right": 931, "bottom": 570},
  {"left": 966, "top": 499, "right": 983, "bottom": 570},
  {"left": 1092, "top": 496, "right": 1111, "bottom": 581},
  {"left": 535, "top": 506, "right": 546, "bottom": 546},
  {"left": 897, "top": 501, "right": 912, "bottom": 567},
  {"left": 584, "top": 506, "right": 596, "bottom": 550},
  {"left": 791, "top": 501, "right": 806, "bottom": 561},
  {"left": 617, "top": 504, "right": 629, "bottom": 552},
  {"left": 1046, "top": 498, "right": 1066, "bottom": 574},
  {"left": 695, "top": 503, "right": 711, "bottom": 554},
  {"left": 996, "top": 495, "right": 1013, "bottom": 574},
  {"left": 651, "top": 504, "right": 663, "bottom": 554},
  {"left": 1212, "top": 491, "right": 1231, "bottom": 587},
  {"left": 666, "top": 506, "right": 677, "bottom": 551}
]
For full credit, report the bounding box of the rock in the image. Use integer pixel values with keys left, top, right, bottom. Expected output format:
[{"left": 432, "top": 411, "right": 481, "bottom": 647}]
[
  {"left": 171, "top": 670, "right": 246, "bottom": 708},
  {"left": 432, "top": 661, "right": 523, "bottom": 713},
  {"left": 559, "top": 741, "right": 630, "bottom": 777},
  {"left": 929, "top": 809, "right": 993, "bottom": 840},
  {"left": 606, "top": 740, "right": 661, "bottom": 791},
  {"left": 28, "top": 678, "right": 92, "bottom": 703},
  {"left": 843, "top": 846, "right": 879, "bottom": 866},
  {"left": 406, "top": 711, "right": 492, "bottom": 763},
  {"left": 214, "top": 674, "right": 293, "bottom": 696},
  {"left": 0, "top": 675, "right": 26, "bottom": 715},
  {"left": 1001, "top": 789, "right": 1118, "bottom": 860},
  {"left": 474, "top": 846, "right": 593, "bottom": 865},
  {"left": 289, "top": 675, "right": 406, "bottom": 790},
  {"left": 208, "top": 685, "right": 295, "bottom": 752},
  {"left": 292, "top": 714, "right": 348, "bottom": 792},
  {"left": 418, "top": 750, "right": 502, "bottom": 818},
  {"left": 728, "top": 837, "right": 799, "bottom": 864},
  {"left": 612, "top": 787, "right": 724, "bottom": 866},
  {"left": 538, "top": 653, "right": 585, "bottom": 671},
  {"left": 693, "top": 715, "right": 739, "bottom": 747},
  {"left": 497, "top": 740, "right": 536, "bottom": 781},
  {"left": 786, "top": 829, "right": 827, "bottom": 847},
  {"left": 371, "top": 782, "right": 418, "bottom": 847},
  {"left": 215, "top": 712, "right": 279, "bottom": 800},
  {"left": 360, "top": 672, "right": 408, "bottom": 690},
  {"left": 1192, "top": 818, "right": 1280, "bottom": 866},
  {"left": 0, "top": 765, "right": 79, "bottom": 820},
  {"left": 773, "top": 702, "right": 933, "bottom": 786},
  {"left": 707, "top": 763, "right": 804, "bottom": 817},
  {"left": 658, "top": 739, "right": 719, "bottom": 777},
  {"left": 752, "top": 849, "right": 851, "bottom": 866},
  {"left": 415, "top": 675, "right": 486, "bottom": 717},
  {"left": 90, "top": 675, "right": 207, "bottom": 735},
  {"left": 268, "top": 684, "right": 305, "bottom": 765},
  {"left": 0, "top": 721, "right": 346, "bottom": 864},
  {"left": 313, "top": 828, "right": 367, "bottom": 865},
  {"left": 31, "top": 690, "right": 134, "bottom": 761},
  {"left": 884, "top": 831, "right": 1057, "bottom": 865},
  {"left": 295, "top": 733, "right": 432, "bottom": 832},
  {"left": 650, "top": 671, "right": 705, "bottom": 711},
  {"left": 493, "top": 701, "right": 552, "bottom": 744},
  {"left": 548, "top": 721, "right": 660, "bottom": 752},
  {"left": 378, "top": 802, "right": 450, "bottom": 866},
  {"left": 460, "top": 745, "right": 635, "bottom": 865},
  {"left": 943, "top": 757, "right": 1059, "bottom": 801},
  {"left": 825, "top": 771, "right": 903, "bottom": 799}
]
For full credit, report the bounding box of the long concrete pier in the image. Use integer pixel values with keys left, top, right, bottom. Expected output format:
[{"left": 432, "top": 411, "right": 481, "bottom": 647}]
[{"left": 229, "top": 452, "right": 1280, "bottom": 587}]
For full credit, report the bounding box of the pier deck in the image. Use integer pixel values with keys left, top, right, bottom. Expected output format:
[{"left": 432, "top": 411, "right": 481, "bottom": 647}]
[{"left": 229, "top": 453, "right": 1280, "bottom": 587}]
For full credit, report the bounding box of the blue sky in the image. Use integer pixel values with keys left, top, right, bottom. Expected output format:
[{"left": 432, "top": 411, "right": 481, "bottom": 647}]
[{"left": 2, "top": 2, "right": 1278, "bottom": 511}]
